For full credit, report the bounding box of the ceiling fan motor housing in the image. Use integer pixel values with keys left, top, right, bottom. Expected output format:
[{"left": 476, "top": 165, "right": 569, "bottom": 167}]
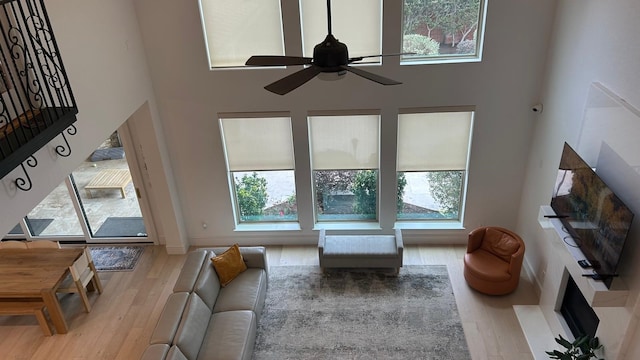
[{"left": 313, "top": 34, "right": 348, "bottom": 71}]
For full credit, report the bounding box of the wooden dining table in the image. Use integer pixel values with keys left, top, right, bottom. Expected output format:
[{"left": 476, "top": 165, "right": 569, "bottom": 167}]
[{"left": 0, "top": 248, "right": 84, "bottom": 334}]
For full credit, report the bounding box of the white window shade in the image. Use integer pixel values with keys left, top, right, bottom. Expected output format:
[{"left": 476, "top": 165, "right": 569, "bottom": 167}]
[
  {"left": 309, "top": 115, "right": 379, "bottom": 170},
  {"left": 300, "top": 0, "right": 381, "bottom": 60},
  {"left": 397, "top": 112, "right": 472, "bottom": 171},
  {"left": 200, "top": 0, "right": 284, "bottom": 68},
  {"left": 221, "top": 117, "right": 294, "bottom": 171}
]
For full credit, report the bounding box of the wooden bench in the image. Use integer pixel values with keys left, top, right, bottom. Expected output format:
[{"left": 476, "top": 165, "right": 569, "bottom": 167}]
[
  {"left": 318, "top": 229, "right": 404, "bottom": 273},
  {"left": 0, "top": 300, "right": 53, "bottom": 336},
  {"left": 84, "top": 169, "right": 132, "bottom": 198}
]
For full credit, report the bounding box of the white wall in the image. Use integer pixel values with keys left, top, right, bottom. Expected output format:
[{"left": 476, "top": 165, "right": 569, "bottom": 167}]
[
  {"left": 0, "top": 0, "right": 187, "bottom": 251},
  {"left": 517, "top": 0, "right": 640, "bottom": 358},
  {"left": 133, "top": 0, "right": 556, "bottom": 245}
]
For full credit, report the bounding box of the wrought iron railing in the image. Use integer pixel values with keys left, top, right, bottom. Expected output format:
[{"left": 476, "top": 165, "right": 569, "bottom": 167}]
[{"left": 0, "top": 0, "right": 78, "bottom": 190}]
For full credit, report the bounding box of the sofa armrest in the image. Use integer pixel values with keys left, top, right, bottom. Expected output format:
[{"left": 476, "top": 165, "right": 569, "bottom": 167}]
[
  {"left": 238, "top": 246, "right": 267, "bottom": 270},
  {"left": 140, "top": 344, "right": 169, "bottom": 360},
  {"left": 467, "top": 227, "right": 486, "bottom": 253},
  {"left": 173, "top": 250, "right": 208, "bottom": 293},
  {"left": 150, "top": 292, "right": 190, "bottom": 345},
  {"left": 394, "top": 229, "right": 403, "bottom": 258},
  {"left": 508, "top": 242, "right": 526, "bottom": 275},
  {"left": 318, "top": 229, "right": 326, "bottom": 256}
]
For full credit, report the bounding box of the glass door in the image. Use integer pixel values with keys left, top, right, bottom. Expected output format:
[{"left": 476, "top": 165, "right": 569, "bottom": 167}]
[
  {"left": 71, "top": 131, "right": 149, "bottom": 240},
  {"left": 4, "top": 130, "right": 153, "bottom": 243},
  {"left": 7, "top": 179, "right": 84, "bottom": 238}
]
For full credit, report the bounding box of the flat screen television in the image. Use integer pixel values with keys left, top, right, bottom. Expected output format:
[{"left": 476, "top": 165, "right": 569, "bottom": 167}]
[{"left": 550, "top": 142, "right": 634, "bottom": 288}]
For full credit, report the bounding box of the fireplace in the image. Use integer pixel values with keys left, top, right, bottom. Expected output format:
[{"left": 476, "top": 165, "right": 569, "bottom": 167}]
[{"left": 560, "top": 276, "right": 600, "bottom": 338}]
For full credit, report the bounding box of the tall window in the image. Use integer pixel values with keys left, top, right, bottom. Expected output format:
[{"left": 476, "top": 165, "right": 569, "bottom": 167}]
[
  {"left": 300, "top": 0, "right": 382, "bottom": 62},
  {"left": 309, "top": 113, "right": 380, "bottom": 222},
  {"left": 402, "top": 0, "right": 486, "bottom": 63},
  {"left": 396, "top": 110, "right": 472, "bottom": 221},
  {"left": 199, "top": 0, "right": 284, "bottom": 68},
  {"left": 220, "top": 116, "right": 297, "bottom": 223}
]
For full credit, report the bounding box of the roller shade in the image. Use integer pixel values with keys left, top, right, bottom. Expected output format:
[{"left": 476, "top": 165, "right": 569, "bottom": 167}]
[
  {"left": 309, "top": 115, "right": 379, "bottom": 170},
  {"left": 397, "top": 112, "right": 472, "bottom": 171},
  {"left": 200, "top": 0, "right": 284, "bottom": 67},
  {"left": 300, "top": 0, "right": 381, "bottom": 59},
  {"left": 220, "top": 117, "right": 294, "bottom": 171}
]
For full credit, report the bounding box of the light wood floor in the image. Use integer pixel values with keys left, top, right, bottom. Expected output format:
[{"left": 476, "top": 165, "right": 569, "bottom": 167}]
[{"left": 0, "top": 245, "right": 538, "bottom": 360}]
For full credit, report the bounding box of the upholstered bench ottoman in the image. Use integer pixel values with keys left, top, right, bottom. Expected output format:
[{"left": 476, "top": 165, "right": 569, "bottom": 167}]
[{"left": 318, "top": 229, "right": 403, "bottom": 273}]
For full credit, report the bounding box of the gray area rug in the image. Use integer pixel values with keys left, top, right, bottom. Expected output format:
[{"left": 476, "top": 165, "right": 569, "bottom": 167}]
[
  {"left": 90, "top": 246, "right": 145, "bottom": 271},
  {"left": 253, "top": 266, "right": 470, "bottom": 360},
  {"left": 94, "top": 217, "right": 147, "bottom": 237},
  {"left": 9, "top": 218, "right": 53, "bottom": 235},
  {"left": 90, "top": 147, "right": 125, "bottom": 161}
]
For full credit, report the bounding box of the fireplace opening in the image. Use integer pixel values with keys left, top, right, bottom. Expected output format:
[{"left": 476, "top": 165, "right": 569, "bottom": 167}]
[{"left": 560, "top": 276, "right": 599, "bottom": 338}]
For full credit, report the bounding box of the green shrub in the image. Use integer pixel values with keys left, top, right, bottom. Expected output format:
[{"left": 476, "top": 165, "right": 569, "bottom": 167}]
[
  {"left": 456, "top": 39, "right": 476, "bottom": 54},
  {"left": 350, "top": 171, "right": 407, "bottom": 215},
  {"left": 403, "top": 34, "right": 440, "bottom": 56},
  {"left": 352, "top": 170, "right": 377, "bottom": 215},
  {"left": 314, "top": 170, "right": 356, "bottom": 214},
  {"left": 397, "top": 172, "right": 407, "bottom": 212},
  {"left": 235, "top": 172, "right": 268, "bottom": 218},
  {"left": 426, "top": 171, "right": 463, "bottom": 217}
]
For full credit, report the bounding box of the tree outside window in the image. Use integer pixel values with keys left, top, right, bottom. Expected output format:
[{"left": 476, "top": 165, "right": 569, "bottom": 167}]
[{"left": 403, "top": 0, "right": 483, "bottom": 59}]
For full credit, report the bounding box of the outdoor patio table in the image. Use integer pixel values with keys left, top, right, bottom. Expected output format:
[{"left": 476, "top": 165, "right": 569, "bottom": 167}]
[
  {"left": 84, "top": 169, "right": 132, "bottom": 198},
  {"left": 0, "top": 248, "right": 84, "bottom": 334}
]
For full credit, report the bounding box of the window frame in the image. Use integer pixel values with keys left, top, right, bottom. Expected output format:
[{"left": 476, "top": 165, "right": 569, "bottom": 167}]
[
  {"left": 400, "top": 0, "right": 488, "bottom": 65},
  {"left": 307, "top": 110, "right": 381, "bottom": 225},
  {"left": 219, "top": 113, "right": 299, "bottom": 227},
  {"left": 395, "top": 107, "right": 474, "bottom": 225},
  {"left": 198, "top": 0, "right": 487, "bottom": 70}
]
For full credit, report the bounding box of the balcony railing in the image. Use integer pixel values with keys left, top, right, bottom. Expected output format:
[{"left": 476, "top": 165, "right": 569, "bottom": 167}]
[{"left": 0, "top": 0, "right": 78, "bottom": 190}]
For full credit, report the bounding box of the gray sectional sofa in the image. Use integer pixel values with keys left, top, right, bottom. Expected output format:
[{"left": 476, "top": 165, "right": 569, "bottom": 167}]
[{"left": 140, "top": 247, "right": 268, "bottom": 360}]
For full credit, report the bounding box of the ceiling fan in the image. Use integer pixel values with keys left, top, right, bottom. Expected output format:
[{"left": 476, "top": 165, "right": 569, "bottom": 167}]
[{"left": 245, "top": 0, "right": 408, "bottom": 95}]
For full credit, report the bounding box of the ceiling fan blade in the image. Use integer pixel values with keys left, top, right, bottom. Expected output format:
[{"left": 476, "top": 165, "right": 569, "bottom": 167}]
[
  {"left": 264, "top": 65, "right": 323, "bottom": 95},
  {"left": 340, "top": 65, "right": 401, "bottom": 86},
  {"left": 348, "top": 52, "right": 416, "bottom": 63},
  {"left": 246, "top": 55, "right": 313, "bottom": 66}
]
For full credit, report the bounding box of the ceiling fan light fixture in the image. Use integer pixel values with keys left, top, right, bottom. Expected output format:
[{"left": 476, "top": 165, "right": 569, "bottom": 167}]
[
  {"left": 317, "top": 71, "right": 347, "bottom": 81},
  {"left": 246, "top": 0, "right": 405, "bottom": 95}
]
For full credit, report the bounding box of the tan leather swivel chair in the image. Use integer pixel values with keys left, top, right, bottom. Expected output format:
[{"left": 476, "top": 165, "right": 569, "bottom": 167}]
[{"left": 463, "top": 226, "right": 525, "bottom": 295}]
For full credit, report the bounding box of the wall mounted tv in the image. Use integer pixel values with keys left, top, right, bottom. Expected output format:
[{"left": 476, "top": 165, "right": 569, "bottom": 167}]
[{"left": 551, "top": 142, "right": 634, "bottom": 288}]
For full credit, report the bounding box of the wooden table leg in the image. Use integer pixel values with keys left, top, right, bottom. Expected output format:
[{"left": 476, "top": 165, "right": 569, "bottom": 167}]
[{"left": 41, "top": 289, "right": 69, "bottom": 334}]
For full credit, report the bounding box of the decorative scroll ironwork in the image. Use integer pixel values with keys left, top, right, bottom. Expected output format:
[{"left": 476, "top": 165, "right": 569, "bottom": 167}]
[
  {"left": 54, "top": 124, "right": 75, "bottom": 157},
  {"left": 0, "top": 0, "right": 79, "bottom": 189},
  {"left": 14, "top": 154, "right": 37, "bottom": 191}
]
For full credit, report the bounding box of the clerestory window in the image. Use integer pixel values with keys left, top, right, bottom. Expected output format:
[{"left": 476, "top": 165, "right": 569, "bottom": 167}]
[
  {"left": 401, "top": 0, "right": 487, "bottom": 64},
  {"left": 198, "top": 0, "right": 486, "bottom": 69}
]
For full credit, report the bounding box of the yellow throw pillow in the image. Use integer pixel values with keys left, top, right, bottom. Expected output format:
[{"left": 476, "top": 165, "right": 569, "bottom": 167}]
[{"left": 211, "top": 244, "right": 247, "bottom": 287}]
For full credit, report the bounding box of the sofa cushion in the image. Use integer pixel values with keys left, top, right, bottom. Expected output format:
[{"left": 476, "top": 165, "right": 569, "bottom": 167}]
[
  {"left": 173, "top": 251, "right": 208, "bottom": 293},
  {"left": 166, "top": 345, "right": 188, "bottom": 360},
  {"left": 140, "top": 344, "right": 170, "bottom": 360},
  {"left": 174, "top": 293, "right": 212, "bottom": 360},
  {"left": 211, "top": 244, "right": 247, "bottom": 287},
  {"left": 194, "top": 259, "right": 221, "bottom": 310},
  {"left": 464, "top": 249, "right": 511, "bottom": 281},
  {"left": 213, "top": 268, "right": 267, "bottom": 316},
  {"left": 150, "top": 292, "right": 190, "bottom": 345},
  {"left": 480, "top": 228, "right": 520, "bottom": 262},
  {"left": 197, "top": 310, "right": 256, "bottom": 360}
]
